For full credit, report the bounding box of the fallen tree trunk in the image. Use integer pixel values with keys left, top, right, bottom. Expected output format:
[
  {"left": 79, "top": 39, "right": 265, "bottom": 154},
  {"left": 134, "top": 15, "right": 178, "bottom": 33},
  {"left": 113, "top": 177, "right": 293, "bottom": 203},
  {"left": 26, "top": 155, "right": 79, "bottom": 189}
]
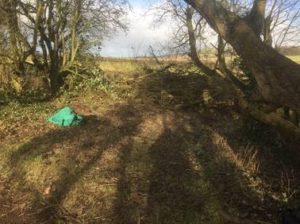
[
  {"left": 213, "top": 66, "right": 300, "bottom": 140},
  {"left": 238, "top": 93, "right": 300, "bottom": 141}
]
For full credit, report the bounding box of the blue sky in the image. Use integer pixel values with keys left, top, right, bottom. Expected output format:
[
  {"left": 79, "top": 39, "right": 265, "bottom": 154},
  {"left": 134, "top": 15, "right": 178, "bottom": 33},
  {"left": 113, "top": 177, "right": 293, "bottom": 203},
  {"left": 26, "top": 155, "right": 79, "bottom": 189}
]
[{"left": 101, "top": 0, "right": 173, "bottom": 57}]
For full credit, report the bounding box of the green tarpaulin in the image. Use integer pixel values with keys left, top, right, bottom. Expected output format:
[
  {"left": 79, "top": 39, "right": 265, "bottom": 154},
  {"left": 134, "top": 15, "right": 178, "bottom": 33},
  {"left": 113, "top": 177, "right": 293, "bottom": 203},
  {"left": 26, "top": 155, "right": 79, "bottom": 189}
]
[{"left": 48, "top": 107, "right": 84, "bottom": 127}]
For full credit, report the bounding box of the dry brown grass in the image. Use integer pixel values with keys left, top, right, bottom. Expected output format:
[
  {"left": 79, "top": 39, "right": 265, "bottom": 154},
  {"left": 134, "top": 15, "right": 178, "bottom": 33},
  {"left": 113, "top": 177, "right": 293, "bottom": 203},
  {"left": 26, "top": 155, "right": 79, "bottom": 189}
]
[
  {"left": 287, "top": 55, "right": 300, "bottom": 64},
  {"left": 236, "top": 144, "right": 260, "bottom": 176},
  {"left": 1, "top": 62, "right": 300, "bottom": 223}
]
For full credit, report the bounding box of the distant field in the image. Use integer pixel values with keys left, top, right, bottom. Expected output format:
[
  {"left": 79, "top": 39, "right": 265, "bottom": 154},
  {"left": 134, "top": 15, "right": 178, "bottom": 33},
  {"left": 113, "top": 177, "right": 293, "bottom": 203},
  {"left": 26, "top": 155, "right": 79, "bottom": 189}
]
[
  {"left": 98, "top": 59, "right": 175, "bottom": 74},
  {"left": 287, "top": 55, "right": 300, "bottom": 63},
  {"left": 201, "top": 54, "right": 300, "bottom": 65},
  {"left": 99, "top": 54, "right": 300, "bottom": 72},
  {"left": 98, "top": 60, "right": 146, "bottom": 73}
]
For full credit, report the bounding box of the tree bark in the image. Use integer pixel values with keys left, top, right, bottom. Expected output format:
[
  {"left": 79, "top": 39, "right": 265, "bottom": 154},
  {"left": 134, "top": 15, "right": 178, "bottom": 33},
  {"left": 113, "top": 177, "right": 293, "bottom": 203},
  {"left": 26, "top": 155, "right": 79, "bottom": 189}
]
[
  {"left": 184, "top": 0, "right": 300, "bottom": 110},
  {"left": 238, "top": 96, "right": 300, "bottom": 140},
  {"left": 49, "top": 56, "right": 60, "bottom": 96},
  {"left": 186, "top": 7, "right": 218, "bottom": 77},
  {"left": 6, "top": 0, "right": 24, "bottom": 72},
  {"left": 245, "top": 0, "right": 266, "bottom": 37},
  {"left": 263, "top": 15, "right": 273, "bottom": 46},
  {"left": 216, "top": 35, "right": 247, "bottom": 90}
]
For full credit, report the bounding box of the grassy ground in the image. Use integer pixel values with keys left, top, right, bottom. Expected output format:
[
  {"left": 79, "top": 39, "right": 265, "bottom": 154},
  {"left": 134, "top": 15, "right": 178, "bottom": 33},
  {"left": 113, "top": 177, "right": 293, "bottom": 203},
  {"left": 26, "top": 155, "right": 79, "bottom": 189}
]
[
  {"left": 287, "top": 55, "right": 300, "bottom": 63},
  {"left": 0, "top": 61, "right": 300, "bottom": 224}
]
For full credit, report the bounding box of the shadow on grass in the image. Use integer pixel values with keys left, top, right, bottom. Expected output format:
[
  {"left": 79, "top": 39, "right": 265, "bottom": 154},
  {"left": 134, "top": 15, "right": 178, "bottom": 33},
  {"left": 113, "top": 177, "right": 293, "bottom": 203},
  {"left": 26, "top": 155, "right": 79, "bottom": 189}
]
[
  {"left": 111, "top": 109, "right": 278, "bottom": 223},
  {"left": 111, "top": 111, "right": 222, "bottom": 224},
  {"left": 212, "top": 115, "right": 300, "bottom": 212},
  {"left": 3, "top": 64, "right": 299, "bottom": 224},
  {"left": 134, "top": 66, "right": 298, "bottom": 223},
  {"left": 144, "top": 126, "right": 219, "bottom": 224},
  {"left": 6, "top": 104, "right": 143, "bottom": 223}
]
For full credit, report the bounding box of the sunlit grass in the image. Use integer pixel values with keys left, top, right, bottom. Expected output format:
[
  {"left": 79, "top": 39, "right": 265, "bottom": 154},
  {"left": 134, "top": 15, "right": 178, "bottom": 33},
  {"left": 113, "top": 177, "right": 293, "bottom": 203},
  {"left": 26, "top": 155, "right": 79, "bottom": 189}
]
[
  {"left": 97, "top": 53, "right": 300, "bottom": 76},
  {"left": 99, "top": 60, "right": 144, "bottom": 73},
  {"left": 287, "top": 55, "right": 300, "bottom": 63}
]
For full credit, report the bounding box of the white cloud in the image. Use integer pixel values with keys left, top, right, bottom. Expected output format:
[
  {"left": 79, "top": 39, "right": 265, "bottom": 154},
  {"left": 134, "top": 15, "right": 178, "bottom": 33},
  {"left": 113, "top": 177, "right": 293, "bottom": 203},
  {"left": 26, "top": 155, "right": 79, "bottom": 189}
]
[{"left": 101, "top": 5, "right": 174, "bottom": 57}]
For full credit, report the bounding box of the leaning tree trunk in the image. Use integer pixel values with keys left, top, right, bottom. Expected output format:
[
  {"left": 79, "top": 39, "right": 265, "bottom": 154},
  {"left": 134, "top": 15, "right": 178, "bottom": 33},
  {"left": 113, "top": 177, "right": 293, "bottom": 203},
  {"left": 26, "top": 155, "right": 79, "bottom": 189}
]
[
  {"left": 184, "top": 0, "right": 300, "bottom": 110},
  {"left": 216, "top": 35, "right": 247, "bottom": 91},
  {"left": 245, "top": 0, "right": 266, "bottom": 37},
  {"left": 186, "top": 7, "right": 218, "bottom": 77},
  {"left": 263, "top": 15, "right": 273, "bottom": 46}
]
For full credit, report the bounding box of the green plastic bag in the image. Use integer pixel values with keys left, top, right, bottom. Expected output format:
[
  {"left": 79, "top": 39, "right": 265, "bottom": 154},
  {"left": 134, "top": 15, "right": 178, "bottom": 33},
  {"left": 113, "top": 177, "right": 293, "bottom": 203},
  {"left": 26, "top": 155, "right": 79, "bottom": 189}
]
[{"left": 48, "top": 107, "right": 84, "bottom": 127}]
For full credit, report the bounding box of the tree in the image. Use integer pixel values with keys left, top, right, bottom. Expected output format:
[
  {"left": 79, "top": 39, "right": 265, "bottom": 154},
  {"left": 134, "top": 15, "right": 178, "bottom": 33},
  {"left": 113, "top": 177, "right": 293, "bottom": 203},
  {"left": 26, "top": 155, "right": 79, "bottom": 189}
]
[
  {"left": 0, "top": 0, "right": 129, "bottom": 94},
  {"left": 183, "top": 0, "right": 300, "bottom": 110},
  {"left": 153, "top": 0, "right": 218, "bottom": 75},
  {"left": 245, "top": 0, "right": 266, "bottom": 37},
  {"left": 264, "top": 0, "right": 300, "bottom": 48}
]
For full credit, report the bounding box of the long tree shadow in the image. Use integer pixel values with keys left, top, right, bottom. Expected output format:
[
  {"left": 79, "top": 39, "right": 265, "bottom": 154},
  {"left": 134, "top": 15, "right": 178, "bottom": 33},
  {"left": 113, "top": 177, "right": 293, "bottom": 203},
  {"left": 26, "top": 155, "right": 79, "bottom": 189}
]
[
  {"left": 111, "top": 137, "right": 136, "bottom": 224},
  {"left": 141, "top": 64, "right": 300, "bottom": 222},
  {"left": 111, "top": 110, "right": 224, "bottom": 224},
  {"left": 211, "top": 114, "right": 300, "bottom": 216},
  {"left": 183, "top": 108, "right": 297, "bottom": 223},
  {"left": 110, "top": 64, "right": 300, "bottom": 224},
  {"left": 144, "top": 127, "right": 215, "bottom": 224},
  {"left": 194, "top": 126, "right": 277, "bottom": 222},
  {"left": 5, "top": 104, "right": 143, "bottom": 223}
]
